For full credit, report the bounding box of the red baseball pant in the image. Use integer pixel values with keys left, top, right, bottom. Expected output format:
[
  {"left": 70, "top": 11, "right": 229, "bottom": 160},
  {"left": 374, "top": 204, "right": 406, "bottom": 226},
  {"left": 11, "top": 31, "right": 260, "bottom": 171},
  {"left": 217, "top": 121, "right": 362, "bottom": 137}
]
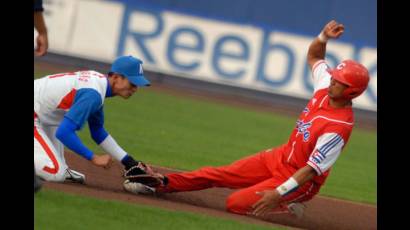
[{"left": 160, "top": 148, "right": 320, "bottom": 214}]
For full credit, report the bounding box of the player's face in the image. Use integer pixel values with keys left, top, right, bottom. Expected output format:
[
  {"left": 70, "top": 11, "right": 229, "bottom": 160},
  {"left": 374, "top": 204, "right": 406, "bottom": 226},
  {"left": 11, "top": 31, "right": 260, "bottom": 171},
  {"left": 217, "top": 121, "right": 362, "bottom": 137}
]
[
  {"left": 328, "top": 78, "right": 348, "bottom": 99},
  {"left": 112, "top": 75, "right": 138, "bottom": 99}
]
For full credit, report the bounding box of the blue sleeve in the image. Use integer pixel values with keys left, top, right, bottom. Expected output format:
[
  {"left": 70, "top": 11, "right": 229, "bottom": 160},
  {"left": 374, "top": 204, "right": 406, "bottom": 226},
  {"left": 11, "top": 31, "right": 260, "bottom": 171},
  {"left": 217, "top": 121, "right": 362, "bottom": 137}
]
[
  {"left": 65, "top": 88, "right": 102, "bottom": 130},
  {"left": 88, "top": 106, "right": 109, "bottom": 144},
  {"left": 55, "top": 117, "right": 94, "bottom": 160}
]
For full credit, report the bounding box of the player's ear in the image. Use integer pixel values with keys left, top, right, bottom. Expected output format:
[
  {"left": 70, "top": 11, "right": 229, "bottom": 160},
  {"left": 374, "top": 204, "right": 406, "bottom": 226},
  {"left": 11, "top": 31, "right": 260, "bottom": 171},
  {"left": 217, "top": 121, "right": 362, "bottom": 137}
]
[{"left": 111, "top": 73, "right": 122, "bottom": 81}]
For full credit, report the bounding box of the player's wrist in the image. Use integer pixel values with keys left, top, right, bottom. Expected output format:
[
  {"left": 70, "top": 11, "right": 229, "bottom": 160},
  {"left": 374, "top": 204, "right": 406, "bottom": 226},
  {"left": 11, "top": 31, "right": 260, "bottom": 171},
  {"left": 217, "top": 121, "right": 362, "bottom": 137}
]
[
  {"left": 276, "top": 177, "right": 299, "bottom": 196},
  {"left": 85, "top": 150, "right": 94, "bottom": 161},
  {"left": 121, "top": 155, "right": 139, "bottom": 170},
  {"left": 317, "top": 31, "right": 329, "bottom": 43},
  {"left": 90, "top": 154, "right": 97, "bottom": 162}
]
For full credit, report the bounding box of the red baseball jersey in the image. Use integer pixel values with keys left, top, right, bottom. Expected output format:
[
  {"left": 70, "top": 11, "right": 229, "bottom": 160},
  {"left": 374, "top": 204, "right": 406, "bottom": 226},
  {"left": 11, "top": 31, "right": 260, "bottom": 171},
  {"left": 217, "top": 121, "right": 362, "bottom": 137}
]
[{"left": 280, "top": 60, "right": 354, "bottom": 185}]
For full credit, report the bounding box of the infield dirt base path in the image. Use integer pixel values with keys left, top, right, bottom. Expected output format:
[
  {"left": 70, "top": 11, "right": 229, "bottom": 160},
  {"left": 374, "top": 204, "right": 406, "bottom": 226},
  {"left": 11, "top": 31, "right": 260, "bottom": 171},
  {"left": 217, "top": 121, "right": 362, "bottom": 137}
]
[{"left": 41, "top": 152, "right": 376, "bottom": 230}]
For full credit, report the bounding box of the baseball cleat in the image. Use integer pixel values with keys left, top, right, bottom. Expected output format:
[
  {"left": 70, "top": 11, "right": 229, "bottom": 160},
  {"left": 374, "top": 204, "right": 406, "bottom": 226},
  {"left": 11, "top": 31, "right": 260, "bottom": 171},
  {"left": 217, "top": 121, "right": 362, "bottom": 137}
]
[
  {"left": 65, "top": 169, "right": 86, "bottom": 184},
  {"left": 287, "top": 202, "right": 306, "bottom": 219},
  {"left": 123, "top": 179, "right": 156, "bottom": 195}
]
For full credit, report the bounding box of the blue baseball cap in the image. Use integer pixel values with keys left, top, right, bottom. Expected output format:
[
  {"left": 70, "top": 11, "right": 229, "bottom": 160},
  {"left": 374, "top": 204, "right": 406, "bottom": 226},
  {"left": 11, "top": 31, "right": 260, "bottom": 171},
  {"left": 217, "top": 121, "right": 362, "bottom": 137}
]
[{"left": 110, "top": 56, "right": 150, "bottom": 87}]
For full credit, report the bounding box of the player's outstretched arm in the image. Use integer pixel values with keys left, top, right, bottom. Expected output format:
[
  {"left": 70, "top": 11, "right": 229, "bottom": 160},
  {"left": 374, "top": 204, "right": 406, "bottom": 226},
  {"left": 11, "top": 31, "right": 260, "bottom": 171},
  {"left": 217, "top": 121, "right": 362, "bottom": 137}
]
[
  {"left": 251, "top": 165, "right": 317, "bottom": 216},
  {"left": 55, "top": 117, "right": 113, "bottom": 168},
  {"left": 307, "top": 20, "right": 344, "bottom": 69}
]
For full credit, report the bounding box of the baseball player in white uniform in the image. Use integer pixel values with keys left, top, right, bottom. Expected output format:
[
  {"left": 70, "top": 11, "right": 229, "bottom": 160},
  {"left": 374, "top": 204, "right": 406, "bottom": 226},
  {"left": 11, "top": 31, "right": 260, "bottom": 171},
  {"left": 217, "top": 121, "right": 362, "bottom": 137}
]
[{"left": 34, "top": 56, "right": 151, "bottom": 183}]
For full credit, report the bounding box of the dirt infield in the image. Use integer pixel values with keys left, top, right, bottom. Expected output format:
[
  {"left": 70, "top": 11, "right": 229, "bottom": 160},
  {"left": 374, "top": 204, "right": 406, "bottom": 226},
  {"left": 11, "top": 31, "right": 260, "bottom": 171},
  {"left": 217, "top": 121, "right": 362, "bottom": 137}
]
[{"left": 41, "top": 152, "right": 376, "bottom": 230}]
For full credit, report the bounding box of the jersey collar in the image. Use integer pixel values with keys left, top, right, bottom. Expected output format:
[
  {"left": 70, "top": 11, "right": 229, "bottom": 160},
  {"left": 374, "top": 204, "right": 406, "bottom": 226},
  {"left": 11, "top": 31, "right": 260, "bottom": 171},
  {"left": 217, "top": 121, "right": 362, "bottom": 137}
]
[{"left": 324, "top": 96, "right": 353, "bottom": 111}]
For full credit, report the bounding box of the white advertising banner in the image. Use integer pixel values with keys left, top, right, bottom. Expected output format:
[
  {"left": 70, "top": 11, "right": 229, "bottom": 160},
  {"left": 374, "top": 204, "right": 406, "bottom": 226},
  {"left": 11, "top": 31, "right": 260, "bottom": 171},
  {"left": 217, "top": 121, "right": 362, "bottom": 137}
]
[{"left": 37, "top": 0, "right": 377, "bottom": 111}]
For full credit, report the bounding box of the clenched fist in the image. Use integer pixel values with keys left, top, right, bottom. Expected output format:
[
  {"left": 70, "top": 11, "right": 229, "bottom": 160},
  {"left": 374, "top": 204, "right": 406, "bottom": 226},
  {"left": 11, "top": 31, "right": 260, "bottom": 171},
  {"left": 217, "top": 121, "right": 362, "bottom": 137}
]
[
  {"left": 91, "top": 154, "right": 113, "bottom": 168},
  {"left": 321, "top": 20, "right": 345, "bottom": 40}
]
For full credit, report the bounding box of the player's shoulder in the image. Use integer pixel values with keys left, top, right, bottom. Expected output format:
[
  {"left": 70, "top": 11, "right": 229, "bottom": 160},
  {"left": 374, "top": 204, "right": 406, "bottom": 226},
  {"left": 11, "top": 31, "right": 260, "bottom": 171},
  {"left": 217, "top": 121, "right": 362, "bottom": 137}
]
[
  {"left": 309, "top": 88, "right": 328, "bottom": 105},
  {"left": 321, "top": 122, "right": 353, "bottom": 141},
  {"left": 76, "top": 70, "right": 106, "bottom": 78},
  {"left": 318, "top": 110, "right": 354, "bottom": 137},
  {"left": 87, "top": 70, "right": 106, "bottom": 78},
  {"left": 310, "top": 102, "right": 354, "bottom": 134},
  {"left": 75, "top": 70, "right": 107, "bottom": 96},
  {"left": 74, "top": 88, "right": 104, "bottom": 107},
  {"left": 75, "top": 70, "right": 107, "bottom": 85},
  {"left": 318, "top": 109, "right": 354, "bottom": 125},
  {"left": 313, "top": 88, "right": 328, "bottom": 98}
]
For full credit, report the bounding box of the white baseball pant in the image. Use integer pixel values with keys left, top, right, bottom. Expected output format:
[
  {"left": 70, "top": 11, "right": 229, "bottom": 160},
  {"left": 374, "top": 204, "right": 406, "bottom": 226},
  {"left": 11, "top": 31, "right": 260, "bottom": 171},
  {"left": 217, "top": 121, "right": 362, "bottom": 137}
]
[{"left": 34, "top": 114, "right": 68, "bottom": 182}]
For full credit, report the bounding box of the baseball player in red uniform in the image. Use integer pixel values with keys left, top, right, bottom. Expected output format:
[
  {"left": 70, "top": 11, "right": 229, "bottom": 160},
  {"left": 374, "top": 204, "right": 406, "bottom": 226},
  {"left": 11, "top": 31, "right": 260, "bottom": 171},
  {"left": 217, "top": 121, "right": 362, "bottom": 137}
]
[{"left": 124, "top": 20, "right": 370, "bottom": 218}]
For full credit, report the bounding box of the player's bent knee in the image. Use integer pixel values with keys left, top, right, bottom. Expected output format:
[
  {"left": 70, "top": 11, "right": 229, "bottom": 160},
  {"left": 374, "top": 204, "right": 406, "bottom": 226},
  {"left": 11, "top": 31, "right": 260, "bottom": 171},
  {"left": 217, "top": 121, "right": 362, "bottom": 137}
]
[
  {"left": 226, "top": 193, "right": 248, "bottom": 215},
  {"left": 52, "top": 173, "right": 66, "bottom": 182}
]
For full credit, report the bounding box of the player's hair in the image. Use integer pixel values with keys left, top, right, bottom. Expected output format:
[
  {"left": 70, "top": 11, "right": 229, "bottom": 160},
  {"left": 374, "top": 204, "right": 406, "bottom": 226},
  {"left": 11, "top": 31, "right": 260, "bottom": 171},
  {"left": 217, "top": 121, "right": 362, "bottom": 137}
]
[{"left": 108, "top": 72, "right": 126, "bottom": 78}]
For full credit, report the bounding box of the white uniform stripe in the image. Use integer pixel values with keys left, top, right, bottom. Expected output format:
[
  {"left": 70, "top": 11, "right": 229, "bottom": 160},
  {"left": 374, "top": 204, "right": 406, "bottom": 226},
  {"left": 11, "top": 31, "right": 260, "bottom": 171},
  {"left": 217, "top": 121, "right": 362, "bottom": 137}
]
[
  {"left": 286, "top": 141, "right": 297, "bottom": 162},
  {"left": 309, "top": 116, "right": 354, "bottom": 126},
  {"left": 318, "top": 95, "right": 328, "bottom": 108}
]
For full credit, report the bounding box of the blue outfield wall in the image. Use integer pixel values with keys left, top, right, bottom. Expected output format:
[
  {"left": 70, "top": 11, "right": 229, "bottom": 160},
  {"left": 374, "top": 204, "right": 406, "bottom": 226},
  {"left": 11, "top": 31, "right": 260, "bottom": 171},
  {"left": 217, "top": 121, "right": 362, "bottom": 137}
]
[
  {"left": 41, "top": 0, "right": 376, "bottom": 111},
  {"left": 111, "top": 0, "right": 377, "bottom": 110},
  {"left": 113, "top": 0, "right": 376, "bottom": 48}
]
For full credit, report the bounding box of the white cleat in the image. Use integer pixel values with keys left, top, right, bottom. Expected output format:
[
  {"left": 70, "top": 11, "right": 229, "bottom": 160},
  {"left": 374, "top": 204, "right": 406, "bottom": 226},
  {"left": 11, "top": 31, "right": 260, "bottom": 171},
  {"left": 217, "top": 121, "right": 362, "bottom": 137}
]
[
  {"left": 65, "top": 169, "right": 85, "bottom": 184},
  {"left": 287, "top": 202, "right": 306, "bottom": 219},
  {"left": 123, "top": 179, "right": 155, "bottom": 195}
]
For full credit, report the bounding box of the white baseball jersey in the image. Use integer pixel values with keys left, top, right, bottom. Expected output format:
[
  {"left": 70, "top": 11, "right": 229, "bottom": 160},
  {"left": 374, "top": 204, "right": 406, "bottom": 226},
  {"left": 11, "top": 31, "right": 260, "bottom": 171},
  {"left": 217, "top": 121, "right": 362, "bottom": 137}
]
[
  {"left": 34, "top": 70, "right": 109, "bottom": 181},
  {"left": 34, "top": 70, "right": 108, "bottom": 126}
]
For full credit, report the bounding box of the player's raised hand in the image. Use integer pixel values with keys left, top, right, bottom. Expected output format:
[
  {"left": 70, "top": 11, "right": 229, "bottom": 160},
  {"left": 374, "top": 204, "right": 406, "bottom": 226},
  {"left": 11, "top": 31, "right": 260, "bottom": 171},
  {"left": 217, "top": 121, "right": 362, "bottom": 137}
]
[
  {"left": 91, "top": 154, "right": 113, "bottom": 168},
  {"left": 34, "top": 33, "right": 48, "bottom": 56},
  {"left": 322, "top": 20, "right": 344, "bottom": 40}
]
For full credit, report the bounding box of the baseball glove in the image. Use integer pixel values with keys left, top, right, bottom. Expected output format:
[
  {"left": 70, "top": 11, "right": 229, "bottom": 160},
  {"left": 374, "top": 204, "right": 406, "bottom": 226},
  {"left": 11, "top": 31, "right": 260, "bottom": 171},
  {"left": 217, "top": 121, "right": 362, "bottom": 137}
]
[{"left": 123, "top": 162, "right": 163, "bottom": 187}]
